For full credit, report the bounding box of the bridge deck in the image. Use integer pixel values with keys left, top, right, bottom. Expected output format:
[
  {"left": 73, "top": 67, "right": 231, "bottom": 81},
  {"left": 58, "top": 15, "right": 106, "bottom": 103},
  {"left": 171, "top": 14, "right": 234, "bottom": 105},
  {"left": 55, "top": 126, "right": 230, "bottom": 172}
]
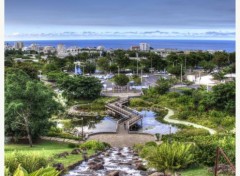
[{"left": 105, "top": 98, "right": 143, "bottom": 131}]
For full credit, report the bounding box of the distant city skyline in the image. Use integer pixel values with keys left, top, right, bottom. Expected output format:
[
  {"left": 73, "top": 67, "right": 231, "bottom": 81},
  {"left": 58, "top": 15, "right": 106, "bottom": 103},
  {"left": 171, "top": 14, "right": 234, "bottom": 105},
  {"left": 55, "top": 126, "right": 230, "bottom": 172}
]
[{"left": 5, "top": 0, "right": 235, "bottom": 40}]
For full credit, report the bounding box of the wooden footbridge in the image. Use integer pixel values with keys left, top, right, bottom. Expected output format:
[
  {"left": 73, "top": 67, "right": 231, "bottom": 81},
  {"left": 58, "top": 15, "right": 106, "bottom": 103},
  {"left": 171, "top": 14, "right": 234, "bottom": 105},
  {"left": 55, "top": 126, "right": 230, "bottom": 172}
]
[{"left": 105, "top": 97, "right": 143, "bottom": 131}]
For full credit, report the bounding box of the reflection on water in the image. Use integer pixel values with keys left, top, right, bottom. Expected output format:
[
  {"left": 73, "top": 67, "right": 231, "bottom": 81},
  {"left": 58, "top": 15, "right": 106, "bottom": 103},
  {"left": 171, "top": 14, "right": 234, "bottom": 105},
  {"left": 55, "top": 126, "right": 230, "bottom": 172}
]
[
  {"left": 71, "top": 110, "right": 177, "bottom": 135},
  {"left": 74, "top": 116, "right": 117, "bottom": 134},
  {"left": 138, "top": 110, "right": 178, "bottom": 134}
]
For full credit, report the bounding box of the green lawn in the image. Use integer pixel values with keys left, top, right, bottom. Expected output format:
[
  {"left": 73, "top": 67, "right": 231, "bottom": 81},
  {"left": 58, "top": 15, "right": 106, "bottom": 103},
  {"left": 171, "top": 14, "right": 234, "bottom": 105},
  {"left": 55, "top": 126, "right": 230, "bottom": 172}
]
[
  {"left": 181, "top": 167, "right": 213, "bottom": 176},
  {"left": 5, "top": 140, "right": 95, "bottom": 168}
]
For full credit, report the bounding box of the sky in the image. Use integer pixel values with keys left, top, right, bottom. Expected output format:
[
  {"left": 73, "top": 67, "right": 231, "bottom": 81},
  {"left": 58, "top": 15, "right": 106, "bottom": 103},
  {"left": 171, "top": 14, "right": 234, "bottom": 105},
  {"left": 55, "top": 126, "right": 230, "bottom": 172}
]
[{"left": 5, "top": 0, "right": 235, "bottom": 41}]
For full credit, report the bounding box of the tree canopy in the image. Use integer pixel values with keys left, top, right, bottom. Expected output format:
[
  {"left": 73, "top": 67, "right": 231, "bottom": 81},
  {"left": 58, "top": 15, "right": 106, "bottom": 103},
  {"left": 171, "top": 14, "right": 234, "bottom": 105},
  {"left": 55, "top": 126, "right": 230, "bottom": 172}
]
[
  {"left": 58, "top": 75, "right": 102, "bottom": 100},
  {"left": 114, "top": 74, "right": 130, "bottom": 86},
  {"left": 5, "top": 69, "right": 61, "bottom": 146}
]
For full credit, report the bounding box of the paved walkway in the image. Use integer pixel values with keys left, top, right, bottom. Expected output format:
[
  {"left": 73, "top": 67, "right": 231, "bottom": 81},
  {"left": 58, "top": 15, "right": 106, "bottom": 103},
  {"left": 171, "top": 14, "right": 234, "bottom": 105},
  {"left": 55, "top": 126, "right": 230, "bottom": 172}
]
[
  {"left": 164, "top": 107, "right": 216, "bottom": 135},
  {"left": 88, "top": 133, "right": 155, "bottom": 147}
]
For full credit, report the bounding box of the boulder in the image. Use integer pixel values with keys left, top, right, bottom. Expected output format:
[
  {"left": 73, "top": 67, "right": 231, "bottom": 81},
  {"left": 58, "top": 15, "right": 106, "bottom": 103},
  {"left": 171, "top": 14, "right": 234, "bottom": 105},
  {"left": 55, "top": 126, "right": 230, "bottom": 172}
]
[
  {"left": 71, "top": 148, "right": 81, "bottom": 154},
  {"left": 107, "top": 170, "right": 120, "bottom": 176},
  {"left": 56, "top": 152, "right": 69, "bottom": 158},
  {"left": 135, "top": 163, "right": 146, "bottom": 171},
  {"left": 89, "top": 163, "right": 104, "bottom": 170},
  {"left": 132, "top": 156, "right": 139, "bottom": 160},
  {"left": 53, "top": 163, "right": 64, "bottom": 171}
]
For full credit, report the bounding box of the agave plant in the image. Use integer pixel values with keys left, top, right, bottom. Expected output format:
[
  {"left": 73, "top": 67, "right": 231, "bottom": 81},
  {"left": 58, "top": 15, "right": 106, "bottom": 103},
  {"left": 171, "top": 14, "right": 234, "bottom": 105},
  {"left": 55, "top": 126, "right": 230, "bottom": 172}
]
[{"left": 12, "top": 165, "right": 61, "bottom": 176}]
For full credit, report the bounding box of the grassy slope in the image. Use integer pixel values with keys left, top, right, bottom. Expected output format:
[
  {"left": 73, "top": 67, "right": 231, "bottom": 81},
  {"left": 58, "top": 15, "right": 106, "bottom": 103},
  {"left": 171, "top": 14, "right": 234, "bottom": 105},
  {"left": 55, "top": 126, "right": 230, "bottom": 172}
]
[
  {"left": 5, "top": 140, "right": 95, "bottom": 167},
  {"left": 181, "top": 167, "right": 212, "bottom": 176}
]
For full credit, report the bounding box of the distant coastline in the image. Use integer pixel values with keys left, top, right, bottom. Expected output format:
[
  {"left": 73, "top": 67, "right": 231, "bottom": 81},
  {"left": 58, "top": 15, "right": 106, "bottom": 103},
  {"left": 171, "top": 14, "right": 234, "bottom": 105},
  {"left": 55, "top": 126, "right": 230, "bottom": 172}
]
[{"left": 5, "top": 39, "right": 235, "bottom": 52}]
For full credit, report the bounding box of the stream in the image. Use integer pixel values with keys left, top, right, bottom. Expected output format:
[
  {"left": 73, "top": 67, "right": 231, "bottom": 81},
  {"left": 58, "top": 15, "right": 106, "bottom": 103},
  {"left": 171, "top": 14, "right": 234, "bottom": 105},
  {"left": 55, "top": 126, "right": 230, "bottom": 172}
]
[{"left": 65, "top": 147, "right": 155, "bottom": 176}]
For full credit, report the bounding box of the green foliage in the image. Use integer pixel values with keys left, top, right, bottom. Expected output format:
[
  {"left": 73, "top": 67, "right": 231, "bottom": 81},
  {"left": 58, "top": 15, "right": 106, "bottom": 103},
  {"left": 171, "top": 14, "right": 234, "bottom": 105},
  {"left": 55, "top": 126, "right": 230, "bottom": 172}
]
[
  {"left": 97, "top": 57, "right": 109, "bottom": 72},
  {"left": 155, "top": 133, "right": 160, "bottom": 141},
  {"left": 68, "top": 143, "right": 79, "bottom": 148},
  {"left": 211, "top": 82, "right": 235, "bottom": 114},
  {"left": 43, "top": 63, "right": 59, "bottom": 73},
  {"left": 114, "top": 74, "right": 129, "bottom": 86},
  {"left": 155, "top": 78, "right": 172, "bottom": 94},
  {"left": 12, "top": 165, "right": 61, "bottom": 176},
  {"left": 5, "top": 69, "right": 62, "bottom": 144},
  {"left": 58, "top": 76, "right": 102, "bottom": 100},
  {"left": 46, "top": 71, "right": 68, "bottom": 82},
  {"left": 14, "top": 63, "right": 39, "bottom": 80},
  {"left": 167, "top": 65, "right": 184, "bottom": 77},
  {"left": 5, "top": 151, "right": 49, "bottom": 174},
  {"left": 129, "top": 98, "right": 153, "bottom": 107},
  {"left": 80, "top": 140, "right": 106, "bottom": 151},
  {"left": 145, "top": 141, "right": 157, "bottom": 147},
  {"left": 132, "top": 75, "right": 141, "bottom": 85},
  {"left": 47, "top": 127, "right": 81, "bottom": 140},
  {"left": 144, "top": 142, "right": 194, "bottom": 173}
]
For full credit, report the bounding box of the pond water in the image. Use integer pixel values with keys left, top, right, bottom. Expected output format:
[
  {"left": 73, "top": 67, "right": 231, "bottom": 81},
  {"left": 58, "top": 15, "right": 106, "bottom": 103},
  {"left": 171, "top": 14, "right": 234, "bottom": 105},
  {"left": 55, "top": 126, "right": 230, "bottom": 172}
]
[
  {"left": 136, "top": 110, "right": 178, "bottom": 135},
  {"left": 73, "top": 116, "right": 117, "bottom": 134},
  {"left": 72, "top": 110, "right": 178, "bottom": 135}
]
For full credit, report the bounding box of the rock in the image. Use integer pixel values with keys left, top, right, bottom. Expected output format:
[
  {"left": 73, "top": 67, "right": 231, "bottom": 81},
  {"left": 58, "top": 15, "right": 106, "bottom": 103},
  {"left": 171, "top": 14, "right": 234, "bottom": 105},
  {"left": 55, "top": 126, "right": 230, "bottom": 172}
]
[
  {"left": 53, "top": 163, "right": 64, "bottom": 171},
  {"left": 119, "top": 162, "right": 132, "bottom": 165},
  {"left": 116, "top": 152, "right": 122, "bottom": 155},
  {"left": 107, "top": 170, "right": 120, "bottom": 176},
  {"left": 88, "top": 161, "right": 96, "bottom": 166},
  {"left": 133, "top": 153, "right": 139, "bottom": 156},
  {"left": 89, "top": 163, "right": 104, "bottom": 170},
  {"left": 135, "top": 163, "right": 146, "bottom": 171},
  {"left": 104, "top": 152, "right": 110, "bottom": 157},
  {"left": 148, "top": 172, "right": 165, "bottom": 176},
  {"left": 132, "top": 156, "right": 139, "bottom": 160},
  {"left": 71, "top": 148, "right": 81, "bottom": 154},
  {"left": 56, "top": 152, "right": 69, "bottom": 158}
]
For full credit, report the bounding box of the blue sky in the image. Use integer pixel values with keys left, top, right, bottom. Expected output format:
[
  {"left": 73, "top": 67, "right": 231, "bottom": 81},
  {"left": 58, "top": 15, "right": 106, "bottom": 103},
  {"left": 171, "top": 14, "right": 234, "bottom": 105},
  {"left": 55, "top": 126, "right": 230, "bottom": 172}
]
[{"left": 5, "top": 0, "right": 235, "bottom": 40}]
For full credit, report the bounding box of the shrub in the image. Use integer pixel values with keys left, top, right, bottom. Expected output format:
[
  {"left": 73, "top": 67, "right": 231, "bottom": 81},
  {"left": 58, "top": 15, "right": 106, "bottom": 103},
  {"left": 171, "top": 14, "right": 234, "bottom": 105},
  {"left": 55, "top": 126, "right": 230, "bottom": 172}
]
[
  {"left": 114, "top": 74, "right": 129, "bottom": 86},
  {"left": 145, "top": 141, "right": 157, "bottom": 147},
  {"left": 12, "top": 165, "right": 61, "bottom": 176},
  {"left": 129, "top": 98, "right": 152, "bottom": 107},
  {"left": 146, "top": 142, "right": 195, "bottom": 174},
  {"left": 80, "top": 140, "right": 105, "bottom": 151},
  {"left": 102, "top": 142, "right": 111, "bottom": 148},
  {"left": 155, "top": 133, "right": 161, "bottom": 141},
  {"left": 5, "top": 151, "right": 49, "bottom": 174},
  {"left": 68, "top": 143, "right": 79, "bottom": 148}
]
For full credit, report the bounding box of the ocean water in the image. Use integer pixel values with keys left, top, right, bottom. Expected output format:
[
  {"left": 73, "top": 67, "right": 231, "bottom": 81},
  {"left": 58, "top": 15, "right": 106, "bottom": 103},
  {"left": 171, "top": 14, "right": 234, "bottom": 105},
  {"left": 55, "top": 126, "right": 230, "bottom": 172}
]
[{"left": 5, "top": 39, "right": 235, "bottom": 52}]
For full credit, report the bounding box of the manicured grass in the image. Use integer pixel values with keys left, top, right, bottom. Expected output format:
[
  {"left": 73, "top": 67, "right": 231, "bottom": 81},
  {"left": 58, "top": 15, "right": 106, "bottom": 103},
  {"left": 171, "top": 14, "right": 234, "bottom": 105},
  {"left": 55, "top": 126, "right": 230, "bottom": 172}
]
[
  {"left": 5, "top": 140, "right": 96, "bottom": 168},
  {"left": 181, "top": 167, "right": 212, "bottom": 176}
]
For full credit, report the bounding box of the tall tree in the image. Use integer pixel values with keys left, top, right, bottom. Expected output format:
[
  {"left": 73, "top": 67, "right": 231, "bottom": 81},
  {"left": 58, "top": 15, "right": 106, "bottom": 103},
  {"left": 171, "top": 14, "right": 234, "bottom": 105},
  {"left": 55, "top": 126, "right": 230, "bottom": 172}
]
[{"left": 5, "top": 69, "right": 61, "bottom": 147}]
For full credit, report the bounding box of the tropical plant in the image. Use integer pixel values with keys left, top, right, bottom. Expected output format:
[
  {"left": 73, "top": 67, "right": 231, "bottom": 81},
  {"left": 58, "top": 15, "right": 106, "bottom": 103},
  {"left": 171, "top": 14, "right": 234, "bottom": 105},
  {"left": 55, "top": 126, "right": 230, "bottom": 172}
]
[
  {"left": 12, "top": 165, "right": 61, "bottom": 176},
  {"left": 146, "top": 142, "right": 194, "bottom": 175},
  {"left": 5, "top": 151, "right": 49, "bottom": 174}
]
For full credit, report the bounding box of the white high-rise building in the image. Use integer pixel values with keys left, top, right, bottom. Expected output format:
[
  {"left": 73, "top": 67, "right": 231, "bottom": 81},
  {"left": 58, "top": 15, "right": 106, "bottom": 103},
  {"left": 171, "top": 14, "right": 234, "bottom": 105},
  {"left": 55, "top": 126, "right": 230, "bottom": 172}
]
[
  {"left": 57, "top": 44, "right": 66, "bottom": 53},
  {"left": 14, "top": 41, "right": 24, "bottom": 50},
  {"left": 139, "top": 43, "right": 150, "bottom": 51}
]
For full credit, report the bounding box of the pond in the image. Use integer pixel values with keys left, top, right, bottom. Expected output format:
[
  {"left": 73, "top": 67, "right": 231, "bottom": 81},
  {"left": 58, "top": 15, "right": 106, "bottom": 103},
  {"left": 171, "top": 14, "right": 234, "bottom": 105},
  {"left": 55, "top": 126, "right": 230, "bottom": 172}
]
[
  {"left": 136, "top": 110, "right": 178, "bottom": 135},
  {"left": 70, "top": 110, "right": 178, "bottom": 135}
]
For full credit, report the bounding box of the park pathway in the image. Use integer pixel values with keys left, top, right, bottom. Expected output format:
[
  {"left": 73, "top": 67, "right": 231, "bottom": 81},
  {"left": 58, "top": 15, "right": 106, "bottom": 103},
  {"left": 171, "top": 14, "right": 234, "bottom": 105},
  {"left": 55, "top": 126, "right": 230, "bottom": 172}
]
[{"left": 164, "top": 107, "right": 216, "bottom": 135}]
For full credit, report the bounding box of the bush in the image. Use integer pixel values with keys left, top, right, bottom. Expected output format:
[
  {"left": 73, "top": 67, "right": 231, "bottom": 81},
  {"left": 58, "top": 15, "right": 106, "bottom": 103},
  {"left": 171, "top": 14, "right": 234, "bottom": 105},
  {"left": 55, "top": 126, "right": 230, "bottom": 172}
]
[
  {"left": 5, "top": 151, "right": 49, "bottom": 174},
  {"left": 146, "top": 142, "right": 195, "bottom": 173},
  {"left": 11, "top": 165, "right": 61, "bottom": 176},
  {"left": 80, "top": 140, "right": 106, "bottom": 151},
  {"left": 68, "top": 143, "right": 79, "bottom": 148},
  {"left": 129, "top": 98, "right": 152, "bottom": 107},
  {"left": 145, "top": 141, "right": 157, "bottom": 147},
  {"left": 114, "top": 74, "right": 129, "bottom": 86}
]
